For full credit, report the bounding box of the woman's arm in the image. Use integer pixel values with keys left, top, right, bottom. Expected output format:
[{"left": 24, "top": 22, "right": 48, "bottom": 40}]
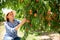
[
  {"left": 15, "top": 18, "right": 26, "bottom": 31},
  {"left": 4, "top": 18, "right": 26, "bottom": 33}
]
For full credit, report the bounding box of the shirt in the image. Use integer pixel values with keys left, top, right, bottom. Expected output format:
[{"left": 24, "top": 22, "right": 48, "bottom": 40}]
[{"left": 4, "top": 19, "right": 21, "bottom": 38}]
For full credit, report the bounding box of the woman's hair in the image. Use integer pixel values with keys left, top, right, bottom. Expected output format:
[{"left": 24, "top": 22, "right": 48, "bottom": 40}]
[{"left": 6, "top": 13, "right": 9, "bottom": 22}]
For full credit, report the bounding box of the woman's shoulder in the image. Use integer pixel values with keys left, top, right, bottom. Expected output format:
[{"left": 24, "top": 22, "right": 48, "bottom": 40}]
[
  {"left": 4, "top": 21, "right": 8, "bottom": 25},
  {"left": 14, "top": 19, "right": 21, "bottom": 23},
  {"left": 14, "top": 19, "right": 20, "bottom": 21},
  {"left": 14, "top": 19, "right": 21, "bottom": 24}
]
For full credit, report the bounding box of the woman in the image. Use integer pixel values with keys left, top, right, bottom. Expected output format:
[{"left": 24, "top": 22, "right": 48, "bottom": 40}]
[{"left": 2, "top": 8, "right": 26, "bottom": 40}]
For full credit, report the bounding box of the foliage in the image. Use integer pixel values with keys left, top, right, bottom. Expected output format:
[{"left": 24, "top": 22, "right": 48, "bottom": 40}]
[{"left": 0, "top": 0, "right": 60, "bottom": 40}]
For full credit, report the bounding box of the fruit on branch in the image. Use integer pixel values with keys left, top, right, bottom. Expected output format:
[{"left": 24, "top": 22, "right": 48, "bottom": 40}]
[{"left": 29, "top": 9, "right": 32, "bottom": 15}]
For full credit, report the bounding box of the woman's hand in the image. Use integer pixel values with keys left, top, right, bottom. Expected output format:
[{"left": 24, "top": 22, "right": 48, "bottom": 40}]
[
  {"left": 15, "top": 18, "right": 26, "bottom": 31},
  {"left": 21, "top": 18, "right": 26, "bottom": 24}
]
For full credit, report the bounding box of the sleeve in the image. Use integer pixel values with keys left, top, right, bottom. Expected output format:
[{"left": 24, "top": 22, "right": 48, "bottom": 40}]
[{"left": 4, "top": 22, "right": 16, "bottom": 33}]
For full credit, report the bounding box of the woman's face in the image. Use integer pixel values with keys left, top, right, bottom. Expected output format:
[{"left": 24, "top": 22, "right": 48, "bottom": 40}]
[{"left": 7, "top": 11, "right": 14, "bottom": 21}]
